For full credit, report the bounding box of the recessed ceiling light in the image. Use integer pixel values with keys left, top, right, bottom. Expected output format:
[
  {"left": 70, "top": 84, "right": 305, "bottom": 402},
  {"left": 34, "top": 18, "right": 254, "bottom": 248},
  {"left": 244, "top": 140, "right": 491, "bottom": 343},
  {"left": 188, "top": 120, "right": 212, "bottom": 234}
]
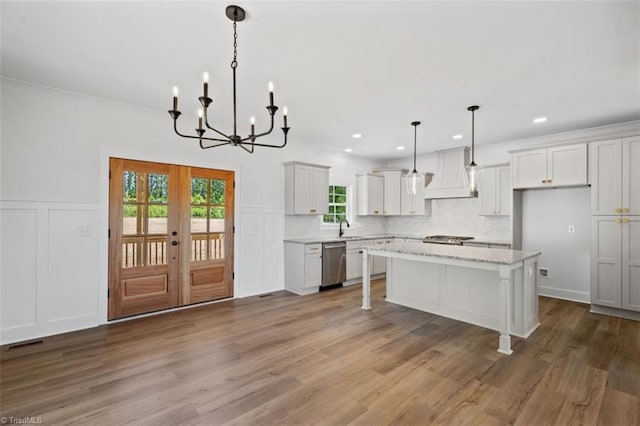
[
  {"left": 533, "top": 117, "right": 548, "bottom": 124},
  {"left": 344, "top": 148, "right": 353, "bottom": 153},
  {"left": 452, "top": 134, "right": 463, "bottom": 140},
  {"left": 396, "top": 146, "right": 405, "bottom": 151},
  {"left": 352, "top": 133, "right": 362, "bottom": 139}
]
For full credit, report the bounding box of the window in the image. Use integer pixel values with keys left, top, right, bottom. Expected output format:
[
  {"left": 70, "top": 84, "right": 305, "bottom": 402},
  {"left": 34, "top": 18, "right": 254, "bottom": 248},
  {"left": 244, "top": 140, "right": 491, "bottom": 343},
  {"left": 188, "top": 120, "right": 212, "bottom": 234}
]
[{"left": 323, "top": 185, "right": 348, "bottom": 223}]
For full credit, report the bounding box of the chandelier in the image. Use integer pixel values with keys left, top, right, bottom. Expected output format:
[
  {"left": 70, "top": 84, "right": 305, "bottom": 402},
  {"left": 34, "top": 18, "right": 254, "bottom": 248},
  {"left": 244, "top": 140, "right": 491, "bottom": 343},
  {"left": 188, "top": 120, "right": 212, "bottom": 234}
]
[
  {"left": 168, "top": 5, "right": 290, "bottom": 153},
  {"left": 405, "top": 121, "right": 424, "bottom": 195}
]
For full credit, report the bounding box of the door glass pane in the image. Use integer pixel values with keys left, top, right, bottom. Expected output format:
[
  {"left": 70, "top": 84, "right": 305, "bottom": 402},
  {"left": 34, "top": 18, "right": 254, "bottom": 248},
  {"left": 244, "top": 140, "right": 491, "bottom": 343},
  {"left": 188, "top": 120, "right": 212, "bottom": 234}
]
[
  {"left": 148, "top": 204, "right": 168, "bottom": 235},
  {"left": 123, "top": 204, "right": 145, "bottom": 235},
  {"left": 210, "top": 179, "right": 225, "bottom": 205},
  {"left": 209, "top": 234, "right": 225, "bottom": 260},
  {"left": 147, "top": 236, "right": 167, "bottom": 266},
  {"left": 148, "top": 173, "right": 168, "bottom": 203},
  {"left": 192, "top": 177, "right": 208, "bottom": 204},
  {"left": 191, "top": 206, "right": 208, "bottom": 233},
  {"left": 123, "top": 171, "right": 139, "bottom": 202}
]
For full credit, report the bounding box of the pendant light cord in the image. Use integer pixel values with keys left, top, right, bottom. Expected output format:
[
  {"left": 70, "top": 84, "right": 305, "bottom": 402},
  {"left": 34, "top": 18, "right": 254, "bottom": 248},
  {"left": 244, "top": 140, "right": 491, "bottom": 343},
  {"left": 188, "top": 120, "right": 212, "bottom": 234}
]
[
  {"left": 471, "top": 108, "right": 475, "bottom": 164},
  {"left": 413, "top": 124, "right": 417, "bottom": 172}
]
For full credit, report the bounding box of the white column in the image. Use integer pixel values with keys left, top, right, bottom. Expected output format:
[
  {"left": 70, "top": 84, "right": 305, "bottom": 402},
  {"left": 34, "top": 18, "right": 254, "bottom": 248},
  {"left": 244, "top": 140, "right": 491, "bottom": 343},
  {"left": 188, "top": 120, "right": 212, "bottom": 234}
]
[
  {"left": 362, "top": 248, "right": 371, "bottom": 310},
  {"left": 498, "top": 265, "right": 513, "bottom": 355}
]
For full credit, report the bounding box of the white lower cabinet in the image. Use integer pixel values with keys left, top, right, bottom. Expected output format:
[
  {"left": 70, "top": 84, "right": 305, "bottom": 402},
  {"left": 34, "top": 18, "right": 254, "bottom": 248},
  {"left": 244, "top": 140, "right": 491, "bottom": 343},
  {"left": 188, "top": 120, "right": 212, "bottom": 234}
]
[
  {"left": 372, "top": 238, "right": 392, "bottom": 274},
  {"left": 591, "top": 216, "right": 640, "bottom": 312},
  {"left": 285, "top": 242, "right": 322, "bottom": 295}
]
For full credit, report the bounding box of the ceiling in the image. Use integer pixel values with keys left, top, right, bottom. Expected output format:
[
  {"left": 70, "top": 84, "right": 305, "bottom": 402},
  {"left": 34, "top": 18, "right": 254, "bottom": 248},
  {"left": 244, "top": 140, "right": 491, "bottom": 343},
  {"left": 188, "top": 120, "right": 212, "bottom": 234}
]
[{"left": 2, "top": 1, "right": 639, "bottom": 159}]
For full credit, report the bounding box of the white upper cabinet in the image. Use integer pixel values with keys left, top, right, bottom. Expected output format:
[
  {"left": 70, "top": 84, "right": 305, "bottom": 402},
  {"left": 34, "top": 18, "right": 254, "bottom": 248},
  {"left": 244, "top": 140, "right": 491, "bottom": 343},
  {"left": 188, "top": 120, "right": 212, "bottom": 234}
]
[
  {"left": 401, "top": 176, "right": 426, "bottom": 216},
  {"left": 356, "top": 173, "right": 384, "bottom": 215},
  {"left": 590, "top": 137, "right": 640, "bottom": 215},
  {"left": 284, "top": 162, "right": 330, "bottom": 215},
  {"left": 511, "top": 143, "right": 587, "bottom": 189},
  {"left": 479, "top": 165, "right": 511, "bottom": 216},
  {"left": 378, "top": 169, "right": 404, "bottom": 216}
]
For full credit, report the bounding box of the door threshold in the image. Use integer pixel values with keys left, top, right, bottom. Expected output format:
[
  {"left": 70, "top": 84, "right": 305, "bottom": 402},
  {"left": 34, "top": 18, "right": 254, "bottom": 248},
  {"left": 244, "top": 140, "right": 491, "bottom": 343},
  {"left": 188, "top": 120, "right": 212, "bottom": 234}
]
[{"left": 109, "top": 297, "right": 234, "bottom": 323}]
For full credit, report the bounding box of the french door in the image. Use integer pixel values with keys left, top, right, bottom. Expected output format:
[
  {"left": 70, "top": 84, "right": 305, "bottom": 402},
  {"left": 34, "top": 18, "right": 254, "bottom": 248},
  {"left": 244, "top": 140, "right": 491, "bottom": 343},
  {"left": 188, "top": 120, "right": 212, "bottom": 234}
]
[{"left": 108, "top": 158, "right": 234, "bottom": 320}]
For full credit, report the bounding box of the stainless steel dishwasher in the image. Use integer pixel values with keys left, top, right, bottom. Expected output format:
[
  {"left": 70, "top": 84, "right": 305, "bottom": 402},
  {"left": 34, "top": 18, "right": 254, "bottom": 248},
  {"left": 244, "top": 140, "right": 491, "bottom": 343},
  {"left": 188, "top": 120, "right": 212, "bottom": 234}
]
[{"left": 322, "top": 242, "right": 346, "bottom": 287}]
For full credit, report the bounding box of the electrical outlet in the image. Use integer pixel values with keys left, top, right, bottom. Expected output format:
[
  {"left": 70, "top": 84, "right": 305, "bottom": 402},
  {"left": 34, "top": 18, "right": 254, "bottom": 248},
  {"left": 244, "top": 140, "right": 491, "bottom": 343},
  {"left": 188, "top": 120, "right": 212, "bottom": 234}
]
[
  {"left": 77, "top": 225, "right": 91, "bottom": 237},
  {"left": 539, "top": 267, "right": 549, "bottom": 278},
  {"left": 568, "top": 225, "right": 575, "bottom": 233}
]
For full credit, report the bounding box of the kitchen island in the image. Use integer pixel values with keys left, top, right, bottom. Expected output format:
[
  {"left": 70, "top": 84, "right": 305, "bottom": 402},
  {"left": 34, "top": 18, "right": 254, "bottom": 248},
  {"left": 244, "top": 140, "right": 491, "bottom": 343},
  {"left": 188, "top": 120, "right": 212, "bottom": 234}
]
[{"left": 362, "top": 242, "right": 540, "bottom": 355}]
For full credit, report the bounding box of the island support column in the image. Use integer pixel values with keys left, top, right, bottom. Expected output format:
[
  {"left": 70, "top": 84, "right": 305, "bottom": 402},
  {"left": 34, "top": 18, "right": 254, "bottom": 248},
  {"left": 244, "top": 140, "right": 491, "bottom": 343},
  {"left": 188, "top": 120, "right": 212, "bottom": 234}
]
[
  {"left": 362, "top": 248, "right": 371, "bottom": 310},
  {"left": 498, "top": 265, "right": 513, "bottom": 355}
]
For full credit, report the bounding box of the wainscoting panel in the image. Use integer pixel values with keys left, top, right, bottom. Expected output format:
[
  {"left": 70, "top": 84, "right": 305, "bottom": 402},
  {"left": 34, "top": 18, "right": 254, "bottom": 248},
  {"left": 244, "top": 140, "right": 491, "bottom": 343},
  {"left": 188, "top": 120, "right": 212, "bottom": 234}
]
[{"left": 236, "top": 208, "right": 284, "bottom": 298}]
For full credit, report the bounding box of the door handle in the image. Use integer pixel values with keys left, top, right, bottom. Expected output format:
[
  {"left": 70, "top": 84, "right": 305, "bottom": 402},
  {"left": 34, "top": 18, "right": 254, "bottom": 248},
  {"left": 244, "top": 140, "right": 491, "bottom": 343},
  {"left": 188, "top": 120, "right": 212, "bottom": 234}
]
[{"left": 171, "top": 241, "right": 179, "bottom": 246}]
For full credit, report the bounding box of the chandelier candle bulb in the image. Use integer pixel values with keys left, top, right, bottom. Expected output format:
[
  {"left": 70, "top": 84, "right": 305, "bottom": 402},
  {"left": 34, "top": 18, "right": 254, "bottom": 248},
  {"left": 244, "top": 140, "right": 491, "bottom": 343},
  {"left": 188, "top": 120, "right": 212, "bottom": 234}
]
[
  {"left": 203, "top": 72, "right": 209, "bottom": 97},
  {"left": 172, "top": 86, "right": 179, "bottom": 110},
  {"left": 198, "top": 108, "right": 203, "bottom": 130},
  {"left": 268, "top": 81, "right": 274, "bottom": 106},
  {"left": 283, "top": 107, "right": 288, "bottom": 127},
  {"left": 250, "top": 116, "right": 255, "bottom": 135}
]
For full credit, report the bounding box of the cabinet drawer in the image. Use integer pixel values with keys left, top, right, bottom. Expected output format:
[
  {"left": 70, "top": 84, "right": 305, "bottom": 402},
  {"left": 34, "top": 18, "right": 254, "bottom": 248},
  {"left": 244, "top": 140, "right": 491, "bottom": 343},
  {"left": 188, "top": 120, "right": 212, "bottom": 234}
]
[{"left": 305, "top": 244, "right": 322, "bottom": 254}]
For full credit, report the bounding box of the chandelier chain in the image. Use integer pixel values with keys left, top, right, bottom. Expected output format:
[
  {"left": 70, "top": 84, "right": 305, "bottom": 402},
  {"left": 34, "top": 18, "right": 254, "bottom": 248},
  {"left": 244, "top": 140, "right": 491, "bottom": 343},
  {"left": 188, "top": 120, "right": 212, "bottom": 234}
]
[{"left": 231, "top": 19, "right": 238, "bottom": 69}]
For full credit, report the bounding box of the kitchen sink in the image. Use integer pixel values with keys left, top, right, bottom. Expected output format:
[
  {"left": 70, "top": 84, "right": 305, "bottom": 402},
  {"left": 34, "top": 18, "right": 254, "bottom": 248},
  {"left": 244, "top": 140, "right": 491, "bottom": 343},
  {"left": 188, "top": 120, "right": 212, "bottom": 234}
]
[{"left": 338, "top": 235, "right": 363, "bottom": 240}]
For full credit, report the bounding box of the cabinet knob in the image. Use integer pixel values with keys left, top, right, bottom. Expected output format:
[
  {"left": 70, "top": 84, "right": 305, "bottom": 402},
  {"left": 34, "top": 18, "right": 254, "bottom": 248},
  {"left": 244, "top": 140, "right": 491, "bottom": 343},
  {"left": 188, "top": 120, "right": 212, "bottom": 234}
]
[
  {"left": 615, "top": 219, "right": 622, "bottom": 223},
  {"left": 623, "top": 208, "right": 630, "bottom": 213},
  {"left": 374, "top": 210, "right": 379, "bottom": 214},
  {"left": 615, "top": 208, "right": 623, "bottom": 213},
  {"left": 310, "top": 209, "right": 317, "bottom": 213},
  {"left": 622, "top": 218, "right": 630, "bottom": 223}
]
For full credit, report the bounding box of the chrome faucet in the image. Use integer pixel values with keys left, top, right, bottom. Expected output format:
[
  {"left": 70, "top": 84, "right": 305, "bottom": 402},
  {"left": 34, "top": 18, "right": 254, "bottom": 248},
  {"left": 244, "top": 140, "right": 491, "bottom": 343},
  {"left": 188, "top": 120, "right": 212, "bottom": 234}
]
[{"left": 339, "top": 219, "right": 350, "bottom": 237}]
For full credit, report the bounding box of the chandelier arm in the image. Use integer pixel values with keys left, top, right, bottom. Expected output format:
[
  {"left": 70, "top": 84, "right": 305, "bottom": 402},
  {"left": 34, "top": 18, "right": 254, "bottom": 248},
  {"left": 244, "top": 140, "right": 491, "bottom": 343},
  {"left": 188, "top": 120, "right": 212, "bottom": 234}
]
[
  {"left": 173, "top": 121, "right": 231, "bottom": 143},
  {"left": 248, "top": 113, "right": 276, "bottom": 139},
  {"left": 199, "top": 139, "right": 231, "bottom": 149},
  {"left": 237, "top": 129, "right": 288, "bottom": 149},
  {"left": 203, "top": 109, "right": 232, "bottom": 139},
  {"left": 237, "top": 143, "right": 255, "bottom": 154}
]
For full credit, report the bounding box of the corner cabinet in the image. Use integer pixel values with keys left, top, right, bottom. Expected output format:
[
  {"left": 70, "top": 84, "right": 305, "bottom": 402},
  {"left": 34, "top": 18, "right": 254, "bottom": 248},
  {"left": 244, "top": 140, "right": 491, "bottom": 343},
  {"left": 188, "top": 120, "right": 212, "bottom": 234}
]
[
  {"left": 356, "top": 173, "right": 384, "bottom": 216},
  {"left": 479, "top": 165, "right": 511, "bottom": 216},
  {"left": 284, "top": 242, "right": 321, "bottom": 295},
  {"left": 511, "top": 143, "right": 587, "bottom": 189},
  {"left": 284, "top": 162, "right": 330, "bottom": 215}
]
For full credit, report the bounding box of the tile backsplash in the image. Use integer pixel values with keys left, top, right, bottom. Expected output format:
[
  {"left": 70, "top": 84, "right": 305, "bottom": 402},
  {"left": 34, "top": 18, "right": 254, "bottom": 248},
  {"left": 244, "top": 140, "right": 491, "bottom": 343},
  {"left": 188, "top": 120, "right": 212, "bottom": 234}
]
[{"left": 285, "top": 197, "right": 511, "bottom": 242}]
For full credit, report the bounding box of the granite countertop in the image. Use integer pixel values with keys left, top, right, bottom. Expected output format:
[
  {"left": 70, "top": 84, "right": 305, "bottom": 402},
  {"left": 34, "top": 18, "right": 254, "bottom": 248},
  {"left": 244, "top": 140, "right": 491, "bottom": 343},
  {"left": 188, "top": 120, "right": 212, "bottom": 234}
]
[
  {"left": 365, "top": 241, "right": 539, "bottom": 265},
  {"left": 283, "top": 234, "right": 394, "bottom": 244}
]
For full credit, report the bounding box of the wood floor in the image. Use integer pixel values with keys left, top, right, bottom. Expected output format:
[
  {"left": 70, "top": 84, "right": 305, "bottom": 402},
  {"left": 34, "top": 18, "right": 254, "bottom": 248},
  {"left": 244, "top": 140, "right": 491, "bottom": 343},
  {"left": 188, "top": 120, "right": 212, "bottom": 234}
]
[{"left": 1, "top": 279, "right": 639, "bottom": 425}]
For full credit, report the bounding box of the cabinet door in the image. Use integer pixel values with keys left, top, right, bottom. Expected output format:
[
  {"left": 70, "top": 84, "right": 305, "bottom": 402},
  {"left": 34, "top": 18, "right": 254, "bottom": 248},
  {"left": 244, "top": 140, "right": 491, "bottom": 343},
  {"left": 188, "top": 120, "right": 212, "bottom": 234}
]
[
  {"left": 512, "top": 149, "right": 547, "bottom": 189},
  {"left": 294, "top": 164, "right": 313, "bottom": 214},
  {"left": 591, "top": 216, "right": 622, "bottom": 308},
  {"left": 622, "top": 217, "right": 640, "bottom": 312},
  {"left": 372, "top": 239, "right": 387, "bottom": 274},
  {"left": 622, "top": 136, "right": 640, "bottom": 215},
  {"left": 497, "top": 166, "right": 512, "bottom": 215},
  {"left": 548, "top": 143, "right": 587, "bottom": 187},
  {"left": 368, "top": 176, "right": 384, "bottom": 215},
  {"left": 590, "top": 139, "right": 622, "bottom": 215},
  {"left": 479, "top": 168, "right": 497, "bottom": 215},
  {"left": 382, "top": 172, "right": 401, "bottom": 215},
  {"left": 311, "top": 167, "right": 329, "bottom": 215},
  {"left": 346, "top": 249, "right": 363, "bottom": 280},
  {"left": 304, "top": 253, "right": 322, "bottom": 288}
]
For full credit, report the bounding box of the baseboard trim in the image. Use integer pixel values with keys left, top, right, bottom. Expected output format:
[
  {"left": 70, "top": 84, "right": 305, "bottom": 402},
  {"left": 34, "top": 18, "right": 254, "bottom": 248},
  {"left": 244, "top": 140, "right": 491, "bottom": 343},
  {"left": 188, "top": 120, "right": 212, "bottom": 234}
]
[
  {"left": 590, "top": 304, "right": 640, "bottom": 321},
  {"left": 538, "top": 286, "right": 590, "bottom": 304}
]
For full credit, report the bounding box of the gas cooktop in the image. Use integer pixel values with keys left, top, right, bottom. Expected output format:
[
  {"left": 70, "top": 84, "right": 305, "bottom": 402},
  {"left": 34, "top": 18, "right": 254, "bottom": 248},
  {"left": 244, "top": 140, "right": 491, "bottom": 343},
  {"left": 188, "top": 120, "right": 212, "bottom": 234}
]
[{"left": 422, "top": 235, "right": 474, "bottom": 245}]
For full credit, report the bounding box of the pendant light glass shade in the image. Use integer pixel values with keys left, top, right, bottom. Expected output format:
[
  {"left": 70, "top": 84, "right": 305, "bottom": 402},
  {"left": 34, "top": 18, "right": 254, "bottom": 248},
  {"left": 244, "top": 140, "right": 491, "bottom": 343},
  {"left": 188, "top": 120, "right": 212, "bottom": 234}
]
[
  {"left": 406, "top": 121, "right": 424, "bottom": 195},
  {"left": 466, "top": 105, "right": 480, "bottom": 197}
]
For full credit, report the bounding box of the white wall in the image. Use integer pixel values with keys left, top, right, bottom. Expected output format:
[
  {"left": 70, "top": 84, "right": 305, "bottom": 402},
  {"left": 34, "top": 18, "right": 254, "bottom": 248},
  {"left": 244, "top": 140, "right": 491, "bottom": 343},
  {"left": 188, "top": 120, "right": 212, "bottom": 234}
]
[
  {"left": 0, "top": 79, "right": 382, "bottom": 344},
  {"left": 522, "top": 187, "right": 591, "bottom": 303}
]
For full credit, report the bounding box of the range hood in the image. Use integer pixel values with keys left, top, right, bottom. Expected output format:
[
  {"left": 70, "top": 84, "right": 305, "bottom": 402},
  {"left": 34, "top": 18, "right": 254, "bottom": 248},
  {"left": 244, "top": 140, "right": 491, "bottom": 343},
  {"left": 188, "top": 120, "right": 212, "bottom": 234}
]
[{"left": 424, "top": 147, "right": 472, "bottom": 199}]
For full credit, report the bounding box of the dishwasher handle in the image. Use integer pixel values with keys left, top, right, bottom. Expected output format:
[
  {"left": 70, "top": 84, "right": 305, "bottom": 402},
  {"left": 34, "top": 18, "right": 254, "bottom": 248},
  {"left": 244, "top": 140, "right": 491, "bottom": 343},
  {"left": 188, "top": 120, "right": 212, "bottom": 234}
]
[{"left": 323, "top": 243, "right": 346, "bottom": 249}]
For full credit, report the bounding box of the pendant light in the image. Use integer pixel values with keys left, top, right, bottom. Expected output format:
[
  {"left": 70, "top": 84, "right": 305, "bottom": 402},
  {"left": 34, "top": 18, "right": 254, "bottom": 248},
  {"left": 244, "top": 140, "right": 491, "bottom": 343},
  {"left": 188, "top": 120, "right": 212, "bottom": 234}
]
[
  {"left": 406, "top": 121, "right": 424, "bottom": 195},
  {"left": 466, "top": 105, "right": 480, "bottom": 197}
]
